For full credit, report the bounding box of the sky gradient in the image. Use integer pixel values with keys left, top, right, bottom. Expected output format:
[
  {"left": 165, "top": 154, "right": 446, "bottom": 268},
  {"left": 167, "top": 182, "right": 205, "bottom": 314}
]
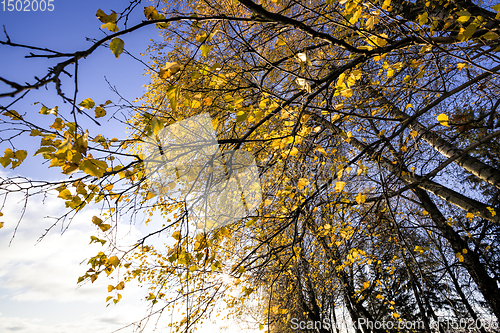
[{"left": 0, "top": 1, "right": 257, "bottom": 332}]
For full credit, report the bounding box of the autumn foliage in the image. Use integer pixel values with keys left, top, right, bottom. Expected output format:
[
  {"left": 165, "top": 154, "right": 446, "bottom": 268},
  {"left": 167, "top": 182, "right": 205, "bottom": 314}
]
[{"left": 2, "top": 0, "right": 500, "bottom": 331}]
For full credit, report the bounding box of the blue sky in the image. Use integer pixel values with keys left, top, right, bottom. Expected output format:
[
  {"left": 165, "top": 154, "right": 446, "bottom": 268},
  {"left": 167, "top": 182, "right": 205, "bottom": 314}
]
[{"left": 0, "top": 2, "right": 258, "bottom": 332}]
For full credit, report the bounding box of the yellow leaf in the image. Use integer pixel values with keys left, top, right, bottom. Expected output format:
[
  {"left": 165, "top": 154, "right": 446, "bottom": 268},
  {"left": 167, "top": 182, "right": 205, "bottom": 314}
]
[
  {"left": 437, "top": 113, "right": 449, "bottom": 127},
  {"left": 108, "top": 285, "right": 115, "bottom": 292},
  {"left": 191, "top": 99, "right": 201, "bottom": 109},
  {"left": 79, "top": 98, "right": 95, "bottom": 110},
  {"left": 366, "top": 16, "right": 375, "bottom": 30},
  {"left": 341, "top": 88, "right": 353, "bottom": 98},
  {"left": 80, "top": 158, "right": 108, "bottom": 178},
  {"left": 159, "top": 62, "right": 181, "bottom": 79},
  {"left": 109, "top": 38, "right": 124, "bottom": 59},
  {"left": 108, "top": 255, "right": 120, "bottom": 268},
  {"left": 95, "top": 106, "right": 106, "bottom": 118},
  {"left": 418, "top": 12, "right": 428, "bottom": 25},
  {"left": 275, "top": 35, "right": 286, "bottom": 46},
  {"left": 456, "top": 10, "right": 470, "bottom": 24},
  {"left": 144, "top": 6, "right": 162, "bottom": 20},
  {"left": 50, "top": 118, "right": 64, "bottom": 131},
  {"left": 92, "top": 216, "right": 103, "bottom": 226},
  {"left": 316, "top": 146, "right": 327, "bottom": 155},
  {"left": 3, "top": 110, "right": 22, "bottom": 120},
  {"left": 15, "top": 150, "right": 27, "bottom": 162},
  {"left": 363, "top": 281, "right": 370, "bottom": 289},
  {"left": 289, "top": 147, "right": 299, "bottom": 156},
  {"left": 355, "top": 193, "right": 366, "bottom": 204},
  {"left": 0, "top": 222, "right": 4, "bottom": 229},
  {"left": 466, "top": 212, "right": 474, "bottom": 219},
  {"left": 334, "top": 181, "right": 346, "bottom": 193},
  {"left": 200, "top": 45, "right": 211, "bottom": 57},
  {"left": 96, "top": 9, "right": 117, "bottom": 24},
  {"left": 99, "top": 224, "right": 111, "bottom": 232},
  {"left": 482, "top": 31, "right": 499, "bottom": 40},
  {"left": 393, "top": 313, "right": 400, "bottom": 318},
  {"left": 58, "top": 189, "right": 72, "bottom": 200},
  {"left": 297, "top": 178, "right": 309, "bottom": 190},
  {"left": 172, "top": 230, "right": 182, "bottom": 240},
  {"left": 487, "top": 207, "right": 497, "bottom": 217},
  {"left": 167, "top": 85, "right": 179, "bottom": 111},
  {"left": 101, "top": 22, "right": 118, "bottom": 32},
  {"left": 116, "top": 281, "right": 125, "bottom": 290},
  {"left": 236, "top": 111, "right": 247, "bottom": 122},
  {"left": 387, "top": 67, "right": 394, "bottom": 78}
]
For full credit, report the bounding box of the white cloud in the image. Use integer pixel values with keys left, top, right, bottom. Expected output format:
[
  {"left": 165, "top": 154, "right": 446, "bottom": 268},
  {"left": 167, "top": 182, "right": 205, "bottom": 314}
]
[{"left": 0, "top": 183, "right": 259, "bottom": 333}]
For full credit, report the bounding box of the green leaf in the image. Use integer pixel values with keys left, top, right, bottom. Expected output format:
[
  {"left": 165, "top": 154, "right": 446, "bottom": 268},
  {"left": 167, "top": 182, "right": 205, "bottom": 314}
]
[
  {"left": 109, "top": 38, "right": 125, "bottom": 59},
  {"left": 96, "top": 9, "right": 117, "bottom": 24},
  {"left": 79, "top": 98, "right": 95, "bottom": 110}
]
